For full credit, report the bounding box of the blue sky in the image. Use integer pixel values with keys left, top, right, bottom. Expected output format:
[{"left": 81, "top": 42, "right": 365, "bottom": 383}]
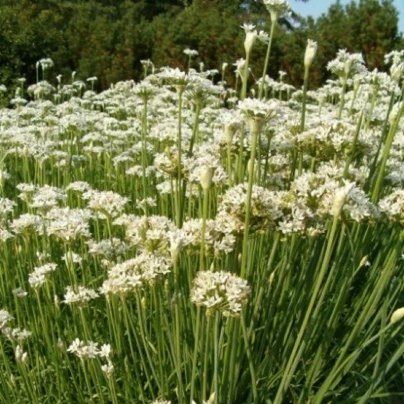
[{"left": 291, "top": 0, "right": 404, "bottom": 34}]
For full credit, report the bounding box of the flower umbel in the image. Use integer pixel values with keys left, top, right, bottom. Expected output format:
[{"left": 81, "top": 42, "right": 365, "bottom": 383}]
[{"left": 191, "top": 270, "right": 250, "bottom": 317}]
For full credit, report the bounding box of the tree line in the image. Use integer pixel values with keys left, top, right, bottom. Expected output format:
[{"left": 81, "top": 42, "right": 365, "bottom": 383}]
[{"left": 0, "top": 0, "right": 402, "bottom": 93}]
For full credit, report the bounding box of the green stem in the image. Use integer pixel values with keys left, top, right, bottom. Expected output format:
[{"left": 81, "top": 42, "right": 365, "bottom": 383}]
[
  {"left": 300, "top": 66, "right": 309, "bottom": 133},
  {"left": 177, "top": 91, "right": 183, "bottom": 227},
  {"left": 337, "top": 76, "right": 348, "bottom": 119},
  {"left": 241, "top": 314, "right": 257, "bottom": 402},
  {"left": 241, "top": 54, "right": 250, "bottom": 100},
  {"left": 240, "top": 127, "right": 259, "bottom": 279},
  {"left": 273, "top": 214, "right": 340, "bottom": 404},
  {"left": 258, "top": 21, "right": 276, "bottom": 100},
  {"left": 190, "top": 307, "right": 201, "bottom": 403},
  {"left": 199, "top": 187, "right": 209, "bottom": 271}
]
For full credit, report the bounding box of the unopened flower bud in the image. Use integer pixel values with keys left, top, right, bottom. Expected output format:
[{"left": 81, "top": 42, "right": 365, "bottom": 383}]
[
  {"left": 170, "top": 241, "right": 182, "bottom": 265},
  {"left": 174, "top": 84, "right": 185, "bottom": 95},
  {"left": 332, "top": 182, "right": 355, "bottom": 217},
  {"left": 391, "top": 307, "right": 404, "bottom": 324},
  {"left": 15, "top": 345, "right": 28, "bottom": 363},
  {"left": 244, "top": 31, "right": 257, "bottom": 56},
  {"left": 247, "top": 117, "right": 264, "bottom": 134},
  {"left": 224, "top": 124, "right": 236, "bottom": 143},
  {"left": 208, "top": 392, "right": 215, "bottom": 403},
  {"left": 270, "top": 10, "right": 278, "bottom": 23},
  {"left": 304, "top": 39, "right": 317, "bottom": 68},
  {"left": 200, "top": 166, "right": 215, "bottom": 190},
  {"left": 141, "top": 296, "right": 147, "bottom": 309},
  {"left": 359, "top": 255, "right": 370, "bottom": 267}
]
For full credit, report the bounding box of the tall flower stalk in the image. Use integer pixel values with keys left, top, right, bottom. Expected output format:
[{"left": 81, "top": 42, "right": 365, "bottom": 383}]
[
  {"left": 258, "top": 0, "right": 291, "bottom": 99},
  {"left": 300, "top": 39, "right": 317, "bottom": 133}
]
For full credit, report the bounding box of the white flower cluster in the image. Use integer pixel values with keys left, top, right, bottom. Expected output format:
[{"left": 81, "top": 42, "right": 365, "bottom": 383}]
[
  {"left": 385, "top": 50, "right": 404, "bottom": 83},
  {"left": 262, "top": 0, "right": 291, "bottom": 21},
  {"left": 327, "top": 49, "right": 366, "bottom": 78},
  {"left": 28, "top": 263, "right": 57, "bottom": 288},
  {"left": 181, "top": 218, "right": 237, "bottom": 257},
  {"left": 2, "top": 327, "right": 32, "bottom": 342},
  {"left": 83, "top": 190, "right": 129, "bottom": 219},
  {"left": 0, "top": 309, "right": 13, "bottom": 329},
  {"left": 183, "top": 144, "right": 227, "bottom": 187},
  {"left": 117, "top": 215, "right": 177, "bottom": 254},
  {"left": 237, "top": 98, "right": 279, "bottom": 123},
  {"left": 64, "top": 286, "right": 99, "bottom": 306},
  {"left": 67, "top": 339, "right": 113, "bottom": 374},
  {"left": 46, "top": 207, "right": 92, "bottom": 241},
  {"left": 217, "top": 183, "right": 283, "bottom": 234},
  {"left": 100, "top": 252, "right": 172, "bottom": 295},
  {"left": 87, "top": 237, "right": 129, "bottom": 259},
  {"left": 379, "top": 189, "right": 404, "bottom": 224},
  {"left": 19, "top": 184, "right": 67, "bottom": 211},
  {"left": 191, "top": 270, "right": 250, "bottom": 317}
]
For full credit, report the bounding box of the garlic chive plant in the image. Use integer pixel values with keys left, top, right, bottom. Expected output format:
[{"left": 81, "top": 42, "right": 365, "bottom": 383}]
[
  {"left": 259, "top": 0, "right": 291, "bottom": 99},
  {"left": 0, "top": 13, "right": 403, "bottom": 403}
]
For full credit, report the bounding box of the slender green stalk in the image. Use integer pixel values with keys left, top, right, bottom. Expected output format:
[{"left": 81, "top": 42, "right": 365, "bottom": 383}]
[
  {"left": 190, "top": 307, "right": 201, "bottom": 403},
  {"left": 337, "top": 75, "right": 348, "bottom": 119},
  {"left": 273, "top": 214, "right": 340, "bottom": 404},
  {"left": 240, "top": 54, "right": 250, "bottom": 100},
  {"left": 213, "top": 312, "right": 220, "bottom": 404},
  {"left": 240, "top": 125, "right": 259, "bottom": 279},
  {"left": 177, "top": 90, "right": 184, "bottom": 227},
  {"left": 240, "top": 314, "right": 257, "bottom": 402},
  {"left": 300, "top": 66, "right": 309, "bottom": 133},
  {"left": 258, "top": 21, "right": 276, "bottom": 100},
  {"left": 371, "top": 99, "right": 404, "bottom": 202},
  {"left": 199, "top": 187, "right": 209, "bottom": 271}
]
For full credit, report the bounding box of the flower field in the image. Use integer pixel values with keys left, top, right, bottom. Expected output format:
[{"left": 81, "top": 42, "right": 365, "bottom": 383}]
[{"left": 0, "top": 2, "right": 403, "bottom": 403}]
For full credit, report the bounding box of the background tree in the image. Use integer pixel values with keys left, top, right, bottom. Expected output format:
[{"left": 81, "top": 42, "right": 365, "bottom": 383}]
[{"left": 0, "top": 0, "right": 402, "bottom": 92}]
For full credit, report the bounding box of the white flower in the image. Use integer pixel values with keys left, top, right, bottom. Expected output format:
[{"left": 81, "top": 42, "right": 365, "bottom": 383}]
[
  {"left": 46, "top": 207, "right": 92, "bottom": 241},
  {"left": 99, "top": 344, "right": 112, "bottom": 358},
  {"left": 191, "top": 270, "right": 250, "bottom": 317},
  {"left": 184, "top": 48, "right": 199, "bottom": 57},
  {"left": 63, "top": 286, "right": 99, "bottom": 306},
  {"left": 28, "top": 263, "right": 57, "bottom": 288},
  {"left": 327, "top": 49, "right": 366, "bottom": 78},
  {"left": 101, "top": 361, "right": 114, "bottom": 376},
  {"left": 100, "top": 252, "right": 172, "bottom": 296},
  {"left": 241, "top": 24, "right": 257, "bottom": 55},
  {"left": 379, "top": 190, "right": 404, "bottom": 224},
  {"left": 0, "top": 309, "right": 13, "bottom": 329},
  {"left": 67, "top": 339, "right": 100, "bottom": 359},
  {"left": 15, "top": 345, "right": 28, "bottom": 363},
  {"left": 12, "top": 288, "right": 28, "bottom": 298},
  {"left": 83, "top": 190, "right": 129, "bottom": 219},
  {"left": 263, "top": 0, "right": 291, "bottom": 22}
]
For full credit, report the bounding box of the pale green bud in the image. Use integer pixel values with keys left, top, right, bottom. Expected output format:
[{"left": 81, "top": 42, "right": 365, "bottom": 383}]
[
  {"left": 200, "top": 166, "right": 215, "bottom": 190},
  {"left": 391, "top": 307, "right": 404, "bottom": 324},
  {"left": 304, "top": 39, "right": 317, "bottom": 68}
]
